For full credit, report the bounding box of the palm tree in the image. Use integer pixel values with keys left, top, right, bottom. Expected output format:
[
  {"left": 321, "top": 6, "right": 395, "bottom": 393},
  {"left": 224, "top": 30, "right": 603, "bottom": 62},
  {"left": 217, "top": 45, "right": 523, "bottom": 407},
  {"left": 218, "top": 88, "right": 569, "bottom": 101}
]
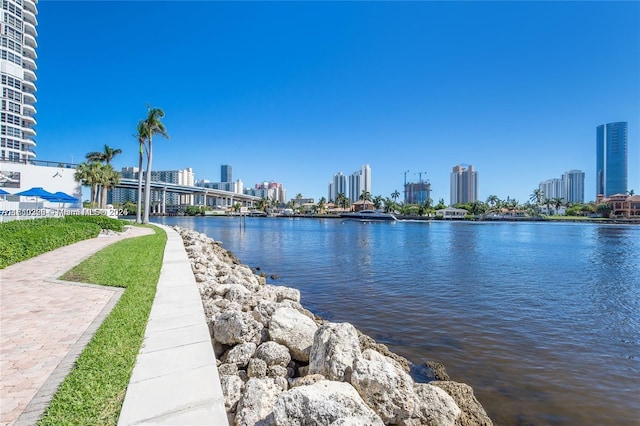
[
  {"left": 530, "top": 189, "right": 544, "bottom": 205},
  {"left": 85, "top": 144, "right": 123, "bottom": 164},
  {"left": 134, "top": 121, "right": 148, "bottom": 223},
  {"left": 256, "top": 197, "right": 269, "bottom": 212},
  {"left": 141, "top": 104, "right": 169, "bottom": 224},
  {"left": 336, "top": 192, "right": 350, "bottom": 210},
  {"left": 98, "top": 164, "right": 121, "bottom": 208},
  {"left": 552, "top": 197, "right": 564, "bottom": 215},
  {"left": 486, "top": 195, "right": 500, "bottom": 212},
  {"left": 391, "top": 190, "right": 400, "bottom": 203},
  {"left": 74, "top": 162, "right": 103, "bottom": 207},
  {"left": 373, "top": 195, "right": 384, "bottom": 210},
  {"left": 530, "top": 189, "right": 544, "bottom": 215},
  {"left": 359, "top": 190, "right": 371, "bottom": 202},
  {"left": 317, "top": 197, "right": 326, "bottom": 214}
]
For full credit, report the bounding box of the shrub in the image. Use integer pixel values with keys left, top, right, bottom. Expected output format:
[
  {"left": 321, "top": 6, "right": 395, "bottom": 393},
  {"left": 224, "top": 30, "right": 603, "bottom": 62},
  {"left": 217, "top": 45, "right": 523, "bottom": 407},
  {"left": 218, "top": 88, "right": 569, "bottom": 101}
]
[
  {"left": 0, "top": 216, "right": 129, "bottom": 269},
  {"left": 62, "top": 215, "right": 127, "bottom": 232}
]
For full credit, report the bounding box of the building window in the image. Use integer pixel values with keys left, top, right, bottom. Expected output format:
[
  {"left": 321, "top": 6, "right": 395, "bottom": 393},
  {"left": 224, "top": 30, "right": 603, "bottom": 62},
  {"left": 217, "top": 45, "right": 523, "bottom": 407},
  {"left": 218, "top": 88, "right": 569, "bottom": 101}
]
[
  {"left": 3, "top": 12, "right": 22, "bottom": 30},
  {"left": 2, "top": 87, "right": 21, "bottom": 101},
  {"left": 1, "top": 112, "right": 21, "bottom": 125},
  {"left": 1, "top": 124, "right": 21, "bottom": 137},
  {"left": 0, "top": 49, "right": 21, "bottom": 66},
  {"left": 1, "top": 74, "right": 22, "bottom": 89},
  {"left": 1, "top": 36, "right": 21, "bottom": 53},
  {"left": 3, "top": 24, "right": 21, "bottom": 43},
  {"left": 2, "top": 1, "right": 22, "bottom": 18},
  {"left": 1, "top": 136, "right": 20, "bottom": 149}
]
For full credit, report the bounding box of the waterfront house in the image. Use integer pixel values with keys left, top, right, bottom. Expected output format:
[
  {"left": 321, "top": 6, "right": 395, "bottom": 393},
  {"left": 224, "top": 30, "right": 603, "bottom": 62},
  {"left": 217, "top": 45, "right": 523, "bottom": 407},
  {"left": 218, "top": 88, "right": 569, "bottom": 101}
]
[
  {"left": 436, "top": 207, "right": 469, "bottom": 219},
  {"left": 596, "top": 193, "right": 640, "bottom": 218}
]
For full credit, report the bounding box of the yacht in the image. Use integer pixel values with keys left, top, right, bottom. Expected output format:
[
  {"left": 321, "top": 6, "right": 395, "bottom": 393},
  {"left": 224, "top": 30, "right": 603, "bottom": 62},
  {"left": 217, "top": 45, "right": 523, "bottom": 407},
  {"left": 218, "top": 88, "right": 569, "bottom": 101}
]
[{"left": 340, "top": 209, "right": 397, "bottom": 221}]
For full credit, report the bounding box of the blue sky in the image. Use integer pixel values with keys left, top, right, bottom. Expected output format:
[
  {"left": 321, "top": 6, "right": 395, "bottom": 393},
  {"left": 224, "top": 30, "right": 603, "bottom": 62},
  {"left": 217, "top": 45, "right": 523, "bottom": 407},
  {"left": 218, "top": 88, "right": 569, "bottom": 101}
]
[{"left": 35, "top": 1, "right": 639, "bottom": 204}]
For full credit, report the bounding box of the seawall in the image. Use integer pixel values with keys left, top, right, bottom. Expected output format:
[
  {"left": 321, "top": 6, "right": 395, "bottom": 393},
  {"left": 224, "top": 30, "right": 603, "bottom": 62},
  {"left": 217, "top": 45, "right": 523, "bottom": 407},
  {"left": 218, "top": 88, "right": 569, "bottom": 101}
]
[{"left": 176, "top": 226, "right": 494, "bottom": 425}]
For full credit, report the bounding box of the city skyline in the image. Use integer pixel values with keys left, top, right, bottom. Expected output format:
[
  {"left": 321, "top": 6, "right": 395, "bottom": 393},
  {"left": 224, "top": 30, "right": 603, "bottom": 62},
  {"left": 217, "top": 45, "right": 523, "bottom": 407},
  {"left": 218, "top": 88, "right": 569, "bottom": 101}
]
[{"left": 28, "top": 1, "right": 639, "bottom": 204}]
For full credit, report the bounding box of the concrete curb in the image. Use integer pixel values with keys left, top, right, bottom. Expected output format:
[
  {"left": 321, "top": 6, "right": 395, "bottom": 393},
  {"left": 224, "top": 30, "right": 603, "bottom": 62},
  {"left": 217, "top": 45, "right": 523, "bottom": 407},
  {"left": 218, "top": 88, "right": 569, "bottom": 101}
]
[{"left": 117, "top": 224, "right": 227, "bottom": 425}]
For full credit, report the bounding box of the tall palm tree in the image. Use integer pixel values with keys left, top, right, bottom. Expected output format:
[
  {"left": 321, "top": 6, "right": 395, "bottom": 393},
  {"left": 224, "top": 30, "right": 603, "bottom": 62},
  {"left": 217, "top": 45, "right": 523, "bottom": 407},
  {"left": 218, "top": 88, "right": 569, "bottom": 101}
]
[
  {"left": 391, "top": 190, "right": 400, "bottom": 203},
  {"left": 530, "top": 189, "right": 544, "bottom": 205},
  {"left": 74, "top": 162, "right": 103, "bottom": 207},
  {"left": 85, "top": 144, "right": 123, "bottom": 164},
  {"left": 486, "top": 195, "right": 500, "bottom": 212},
  {"left": 256, "top": 197, "right": 269, "bottom": 212},
  {"left": 552, "top": 197, "right": 564, "bottom": 214},
  {"left": 317, "top": 197, "right": 326, "bottom": 214},
  {"left": 134, "top": 121, "right": 149, "bottom": 223},
  {"left": 98, "top": 164, "right": 121, "bottom": 208},
  {"left": 141, "top": 104, "right": 169, "bottom": 224},
  {"left": 336, "top": 192, "right": 349, "bottom": 210}
]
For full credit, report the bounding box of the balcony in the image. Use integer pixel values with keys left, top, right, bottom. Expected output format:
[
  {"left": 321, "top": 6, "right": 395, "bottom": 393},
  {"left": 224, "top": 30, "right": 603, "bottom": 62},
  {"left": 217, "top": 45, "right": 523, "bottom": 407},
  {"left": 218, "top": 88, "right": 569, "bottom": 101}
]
[
  {"left": 23, "top": 0, "right": 37, "bottom": 15},
  {"left": 22, "top": 56, "right": 37, "bottom": 71},
  {"left": 22, "top": 80, "right": 36, "bottom": 93},
  {"left": 24, "top": 33, "right": 37, "bottom": 49},
  {"left": 22, "top": 137, "right": 36, "bottom": 147},
  {"left": 22, "top": 126, "right": 36, "bottom": 137},
  {"left": 22, "top": 103, "right": 36, "bottom": 115},
  {"left": 23, "top": 45, "right": 37, "bottom": 60},
  {"left": 23, "top": 91, "right": 36, "bottom": 104},
  {"left": 23, "top": 68, "right": 36, "bottom": 82},
  {"left": 23, "top": 9, "right": 38, "bottom": 27},
  {"left": 22, "top": 114, "right": 36, "bottom": 125},
  {"left": 24, "top": 22, "right": 38, "bottom": 38}
]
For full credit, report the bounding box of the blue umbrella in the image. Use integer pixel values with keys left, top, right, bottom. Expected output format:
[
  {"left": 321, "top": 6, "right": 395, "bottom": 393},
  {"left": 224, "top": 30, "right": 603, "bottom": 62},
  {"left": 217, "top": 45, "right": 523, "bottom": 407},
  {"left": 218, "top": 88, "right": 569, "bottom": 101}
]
[
  {"left": 0, "top": 188, "right": 9, "bottom": 195},
  {"left": 14, "top": 187, "right": 55, "bottom": 208},
  {"left": 14, "top": 187, "right": 54, "bottom": 198},
  {"left": 43, "top": 191, "right": 78, "bottom": 203}
]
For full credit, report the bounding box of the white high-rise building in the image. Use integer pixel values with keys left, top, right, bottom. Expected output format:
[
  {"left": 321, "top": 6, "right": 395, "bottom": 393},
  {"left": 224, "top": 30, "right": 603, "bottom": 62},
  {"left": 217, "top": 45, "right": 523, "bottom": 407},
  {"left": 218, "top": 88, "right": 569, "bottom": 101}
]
[
  {"left": 539, "top": 178, "right": 562, "bottom": 201},
  {"left": 562, "top": 170, "right": 585, "bottom": 204},
  {"left": 450, "top": 164, "right": 478, "bottom": 205},
  {"left": 0, "top": 0, "right": 38, "bottom": 162},
  {"left": 348, "top": 164, "right": 372, "bottom": 202},
  {"left": 328, "top": 172, "right": 346, "bottom": 202}
]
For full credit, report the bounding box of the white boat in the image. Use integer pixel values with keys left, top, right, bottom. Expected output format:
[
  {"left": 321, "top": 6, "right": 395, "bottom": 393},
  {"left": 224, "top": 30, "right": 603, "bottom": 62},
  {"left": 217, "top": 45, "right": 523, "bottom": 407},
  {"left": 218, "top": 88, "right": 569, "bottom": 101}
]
[{"left": 340, "top": 209, "right": 397, "bottom": 221}]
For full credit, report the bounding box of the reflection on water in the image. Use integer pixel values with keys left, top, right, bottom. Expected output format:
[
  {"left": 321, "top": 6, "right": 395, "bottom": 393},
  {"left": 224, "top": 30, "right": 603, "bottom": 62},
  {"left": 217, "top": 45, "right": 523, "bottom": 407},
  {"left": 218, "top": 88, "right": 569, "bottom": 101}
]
[{"left": 155, "top": 217, "right": 640, "bottom": 425}]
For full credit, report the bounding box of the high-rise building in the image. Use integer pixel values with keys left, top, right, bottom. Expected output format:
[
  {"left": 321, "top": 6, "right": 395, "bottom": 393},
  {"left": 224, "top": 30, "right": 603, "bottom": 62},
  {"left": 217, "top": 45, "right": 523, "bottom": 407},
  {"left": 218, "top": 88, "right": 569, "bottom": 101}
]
[
  {"left": 596, "top": 122, "right": 628, "bottom": 197},
  {"left": 348, "top": 164, "right": 371, "bottom": 202},
  {"left": 539, "top": 178, "right": 562, "bottom": 200},
  {"left": 245, "top": 181, "right": 286, "bottom": 204},
  {"left": 450, "top": 164, "right": 478, "bottom": 205},
  {"left": 538, "top": 170, "right": 585, "bottom": 204},
  {"left": 562, "top": 170, "right": 585, "bottom": 204},
  {"left": 221, "top": 165, "right": 232, "bottom": 183},
  {"left": 328, "top": 172, "right": 347, "bottom": 202},
  {"left": 0, "top": 0, "right": 38, "bottom": 162}
]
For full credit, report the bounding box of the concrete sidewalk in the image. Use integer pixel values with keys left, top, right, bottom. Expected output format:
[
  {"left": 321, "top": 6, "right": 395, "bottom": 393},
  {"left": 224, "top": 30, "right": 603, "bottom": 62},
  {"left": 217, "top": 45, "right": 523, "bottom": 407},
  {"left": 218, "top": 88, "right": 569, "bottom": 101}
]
[
  {"left": 117, "top": 224, "right": 227, "bottom": 425},
  {"left": 1, "top": 225, "right": 154, "bottom": 426}
]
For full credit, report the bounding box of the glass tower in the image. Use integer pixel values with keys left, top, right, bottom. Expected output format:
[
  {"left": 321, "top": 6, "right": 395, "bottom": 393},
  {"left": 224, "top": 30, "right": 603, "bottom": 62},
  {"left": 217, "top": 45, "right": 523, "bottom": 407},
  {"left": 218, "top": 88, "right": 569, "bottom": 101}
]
[
  {"left": 596, "top": 122, "right": 628, "bottom": 197},
  {"left": 221, "top": 165, "right": 232, "bottom": 182}
]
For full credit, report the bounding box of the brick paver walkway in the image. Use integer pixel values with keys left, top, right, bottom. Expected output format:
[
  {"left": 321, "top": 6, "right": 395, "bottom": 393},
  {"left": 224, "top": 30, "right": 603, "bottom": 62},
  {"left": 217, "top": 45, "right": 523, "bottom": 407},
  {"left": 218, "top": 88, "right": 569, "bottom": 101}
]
[{"left": 0, "top": 225, "right": 154, "bottom": 426}]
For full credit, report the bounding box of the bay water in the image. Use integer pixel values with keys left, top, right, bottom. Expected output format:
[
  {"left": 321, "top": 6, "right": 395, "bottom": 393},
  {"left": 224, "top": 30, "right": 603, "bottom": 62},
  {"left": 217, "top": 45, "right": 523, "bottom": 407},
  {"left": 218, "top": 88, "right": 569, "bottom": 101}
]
[{"left": 154, "top": 216, "right": 640, "bottom": 425}]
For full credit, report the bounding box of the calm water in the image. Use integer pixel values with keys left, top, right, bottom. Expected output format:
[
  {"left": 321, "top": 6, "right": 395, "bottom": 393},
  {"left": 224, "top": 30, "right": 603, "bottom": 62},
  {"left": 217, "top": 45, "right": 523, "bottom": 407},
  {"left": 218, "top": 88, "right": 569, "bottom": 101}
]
[{"left": 154, "top": 216, "right": 640, "bottom": 426}]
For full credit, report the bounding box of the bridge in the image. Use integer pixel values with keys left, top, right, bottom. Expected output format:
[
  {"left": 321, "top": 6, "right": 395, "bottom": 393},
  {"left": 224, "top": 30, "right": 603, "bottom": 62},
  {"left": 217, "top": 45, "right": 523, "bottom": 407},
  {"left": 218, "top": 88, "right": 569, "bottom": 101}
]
[{"left": 115, "top": 178, "right": 260, "bottom": 214}]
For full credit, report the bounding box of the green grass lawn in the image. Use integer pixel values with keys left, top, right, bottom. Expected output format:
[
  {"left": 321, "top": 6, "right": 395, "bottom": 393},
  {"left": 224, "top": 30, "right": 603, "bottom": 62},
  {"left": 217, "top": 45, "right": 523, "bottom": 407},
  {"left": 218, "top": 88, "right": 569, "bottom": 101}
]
[{"left": 37, "top": 225, "right": 167, "bottom": 426}]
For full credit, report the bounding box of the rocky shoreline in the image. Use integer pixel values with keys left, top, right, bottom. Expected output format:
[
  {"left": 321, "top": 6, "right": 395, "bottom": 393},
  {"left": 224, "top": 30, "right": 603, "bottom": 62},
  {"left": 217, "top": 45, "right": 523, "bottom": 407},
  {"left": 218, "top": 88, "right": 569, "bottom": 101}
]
[{"left": 176, "top": 226, "right": 493, "bottom": 425}]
